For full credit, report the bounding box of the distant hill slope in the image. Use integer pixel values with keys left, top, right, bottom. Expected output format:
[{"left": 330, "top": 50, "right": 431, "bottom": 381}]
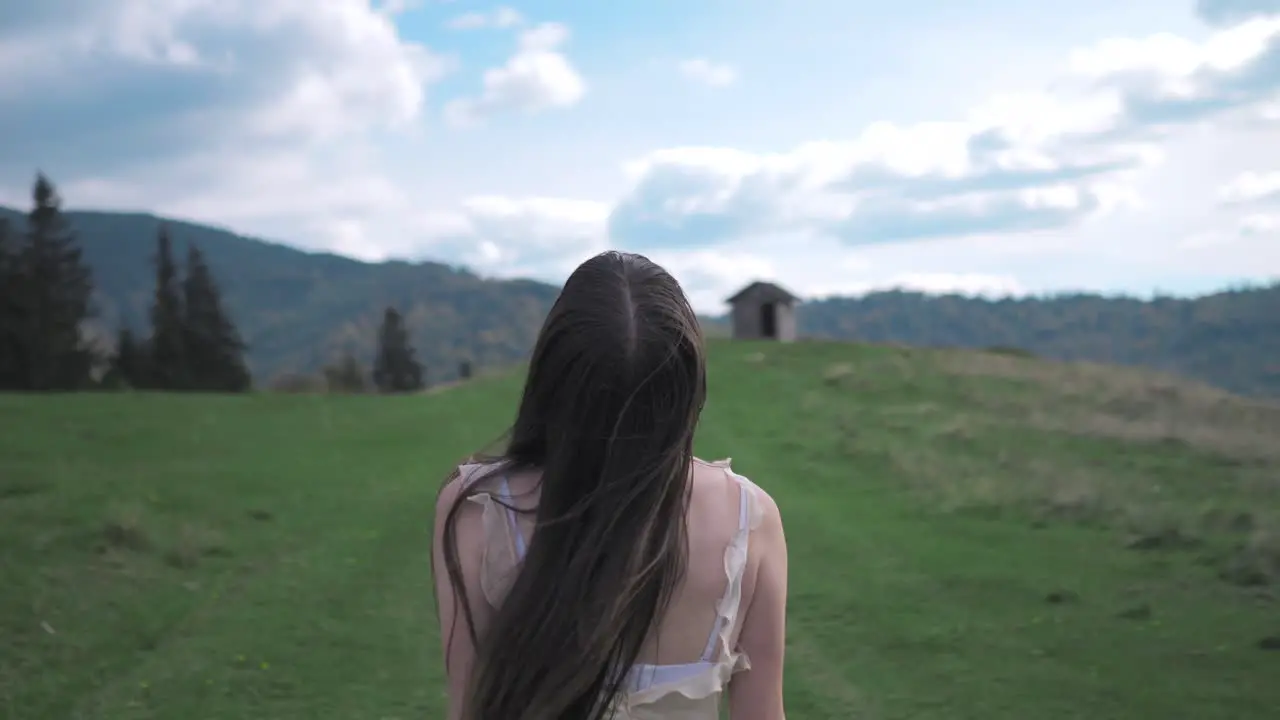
[
  {"left": 0, "top": 206, "right": 561, "bottom": 384},
  {"left": 801, "top": 287, "right": 1280, "bottom": 398},
  {"left": 1, "top": 206, "right": 1276, "bottom": 395}
]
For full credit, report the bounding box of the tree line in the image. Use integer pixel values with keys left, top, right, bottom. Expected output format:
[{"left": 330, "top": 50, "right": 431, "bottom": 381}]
[
  {"left": 0, "top": 174, "right": 433, "bottom": 394},
  {"left": 309, "top": 307, "right": 430, "bottom": 394},
  {"left": 105, "top": 224, "right": 252, "bottom": 391}
]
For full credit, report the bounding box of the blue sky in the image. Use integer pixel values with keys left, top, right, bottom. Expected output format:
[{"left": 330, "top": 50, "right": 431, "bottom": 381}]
[{"left": 1, "top": 0, "right": 1278, "bottom": 312}]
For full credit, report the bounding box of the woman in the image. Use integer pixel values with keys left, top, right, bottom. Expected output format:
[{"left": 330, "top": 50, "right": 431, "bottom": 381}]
[{"left": 432, "top": 251, "right": 789, "bottom": 720}]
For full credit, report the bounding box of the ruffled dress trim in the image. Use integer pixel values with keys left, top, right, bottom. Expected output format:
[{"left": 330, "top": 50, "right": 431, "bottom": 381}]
[{"left": 456, "top": 458, "right": 764, "bottom": 719}]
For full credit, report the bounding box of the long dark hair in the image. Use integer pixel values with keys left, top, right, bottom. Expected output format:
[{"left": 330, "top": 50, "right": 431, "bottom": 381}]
[{"left": 435, "top": 251, "right": 707, "bottom": 719}]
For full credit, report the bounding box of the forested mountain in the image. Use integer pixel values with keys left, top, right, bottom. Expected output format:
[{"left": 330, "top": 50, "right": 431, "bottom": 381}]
[
  {"left": 0, "top": 207, "right": 559, "bottom": 385},
  {"left": 1, "top": 205, "right": 1275, "bottom": 395},
  {"left": 801, "top": 287, "right": 1280, "bottom": 398}
]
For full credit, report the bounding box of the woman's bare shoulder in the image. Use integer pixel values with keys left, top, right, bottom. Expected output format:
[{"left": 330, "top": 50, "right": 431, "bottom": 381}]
[{"left": 689, "top": 457, "right": 783, "bottom": 528}]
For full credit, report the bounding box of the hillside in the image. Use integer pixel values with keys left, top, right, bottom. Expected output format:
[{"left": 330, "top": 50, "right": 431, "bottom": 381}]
[
  {"left": 802, "top": 287, "right": 1280, "bottom": 398},
  {"left": 2, "top": 205, "right": 1277, "bottom": 395},
  {"left": 0, "top": 206, "right": 562, "bottom": 384},
  {"left": 2, "top": 341, "right": 1278, "bottom": 719}
]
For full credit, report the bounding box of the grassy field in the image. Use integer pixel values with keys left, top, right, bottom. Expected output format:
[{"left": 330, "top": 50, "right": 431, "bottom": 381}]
[{"left": 2, "top": 340, "right": 1278, "bottom": 719}]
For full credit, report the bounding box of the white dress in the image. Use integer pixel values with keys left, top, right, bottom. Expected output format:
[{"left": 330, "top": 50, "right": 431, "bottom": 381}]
[{"left": 457, "top": 458, "right": 764, "bottom": 720}]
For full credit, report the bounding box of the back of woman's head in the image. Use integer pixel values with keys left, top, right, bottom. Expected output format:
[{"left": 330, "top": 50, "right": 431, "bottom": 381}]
[{"left": 439, "top": 250, "right": 706, "bottom": 719}]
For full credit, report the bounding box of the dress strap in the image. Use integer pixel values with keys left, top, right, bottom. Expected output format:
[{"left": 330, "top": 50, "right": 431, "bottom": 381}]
[
  {"left": 497, "top": 475, "right": 528, "bottom": 560},
  {"left": 699, "top": 476, "right": 751, "bottom": 662}
]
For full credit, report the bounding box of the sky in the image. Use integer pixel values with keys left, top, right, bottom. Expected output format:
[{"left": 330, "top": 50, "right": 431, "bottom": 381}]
[{"left": 1, "top": 0, "right": 1279, "bottom": 314}]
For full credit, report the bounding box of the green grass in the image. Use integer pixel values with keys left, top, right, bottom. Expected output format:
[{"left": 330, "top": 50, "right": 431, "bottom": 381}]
[{"left": 2, "top": 340, "right": 1278, "bottom": 719}]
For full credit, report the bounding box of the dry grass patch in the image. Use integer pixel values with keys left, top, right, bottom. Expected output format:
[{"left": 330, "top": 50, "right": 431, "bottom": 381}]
[
  {"left": 884, "top": 447, "right": 1118, "bottom": 525},
  {"left": 934, "top": 349, "right": 1280, "bottom": 463},
  {"left": 822, "top": 362, "right": 855, "bottom": 385},
  {"left": 862, "top": 353, "right": 1280, "bottom": 589},
  {"left": 163, "top": 523, "right": 230, "bottom": 570},
  {"left": 1217, "top": 525, "right": 1280, "bottom": 587},
  {"left": 101, "top": 502, "right": 151, "bottom": 553}
]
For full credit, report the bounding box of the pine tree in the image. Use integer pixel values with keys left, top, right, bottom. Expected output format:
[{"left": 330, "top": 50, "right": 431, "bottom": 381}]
[
  {"left": 372, "top": 306, "right": 423, "bottom": 393},
  {"left": 12, "top": 174, "right": 96, "bottom": 390},
  {"left": 182, "top": 243, "right": 250, "bottom": 392},
  {"left": 0, "top": 218, "right": 21, "bottom": 389},
  {"left": 147, "top": 224, "right": 187, "bottom": 390}
]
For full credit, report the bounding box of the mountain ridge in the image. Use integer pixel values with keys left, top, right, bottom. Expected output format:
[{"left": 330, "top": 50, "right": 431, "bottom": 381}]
[{"left": 2, "top": 205, "right": 1276, "bottom": 396}]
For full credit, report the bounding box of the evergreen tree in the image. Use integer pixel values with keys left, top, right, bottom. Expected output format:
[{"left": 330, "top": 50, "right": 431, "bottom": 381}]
[
  {"left": 182, "top": 243, "right": 251, "bottom": 392},
  {"left": 0, "top": 218, "right": 20, "bottom": 389},
  {"left": 11, "top": 174, "right": 95, "bottom": 390},
  {"left": 147, "top": 224, "right": 187, "bottom": 390},
  {"left": 0, "top": 219, "right": 9, "bottom": 269},
  {"left": 372, "top": 306, "right": 423, "bottom": 393}
]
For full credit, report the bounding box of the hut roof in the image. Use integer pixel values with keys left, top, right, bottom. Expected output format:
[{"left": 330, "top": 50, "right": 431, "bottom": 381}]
[{"left": 725, "top": 280, "right": 800, "bottom": 305}]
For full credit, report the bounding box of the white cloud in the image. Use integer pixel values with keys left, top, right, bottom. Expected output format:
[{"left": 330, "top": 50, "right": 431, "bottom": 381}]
[
  {"left": 1240, "top": 212, "right": 1280, "bottom": 233},
  {"left": 253, "top": 192, "right": 605, "bottom": 282},
  {"left": 1064, "top": 16, "right": 1280, "bottom": 134},
  {"left": 1190, "top": 206, "right": 1280, "bottom": 248},
  {"left": 627, "top": 242, "right": 1029, "bottom": 314},
  {"left": 378, "top": 0, "right": 425, "bottom": 16},
  {"left": 1212, "top": 168, "right": 1280, "bottom": 247},
  {"left": 432, "top": 196, "right": 609, "bottom": 274},
  {"left": 0, "top": 0, "right": 454, "bottom": 147},
  {"left": 606, "top": 121, "right": 1143, "bottom": 250},
  {"left": 1219, "top": 170, "right": 1280, "bottom": 203},
  {"left": 0, "top": 2, "right": 594, "bottom": 283},
  {"left": 640, "top": 248, "right": 779, "bottom": 311},
  {"left": 0, "top": 0, "right": 455, "bottom": 267},
  {"left": 444, "top": 22, "right": 586, "bottom": 126},
  {"left": 608, "top": 13, "right": 1280, "bottom": 254},
  {"left": 806, "top": 271, "right": 1027, "bottom": 300},
  {"left": 446, "top": 7, "right": 524, "bottom": 30},
  {"left": 678, "top": 58, "right": 738, "bottom": 87}
]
